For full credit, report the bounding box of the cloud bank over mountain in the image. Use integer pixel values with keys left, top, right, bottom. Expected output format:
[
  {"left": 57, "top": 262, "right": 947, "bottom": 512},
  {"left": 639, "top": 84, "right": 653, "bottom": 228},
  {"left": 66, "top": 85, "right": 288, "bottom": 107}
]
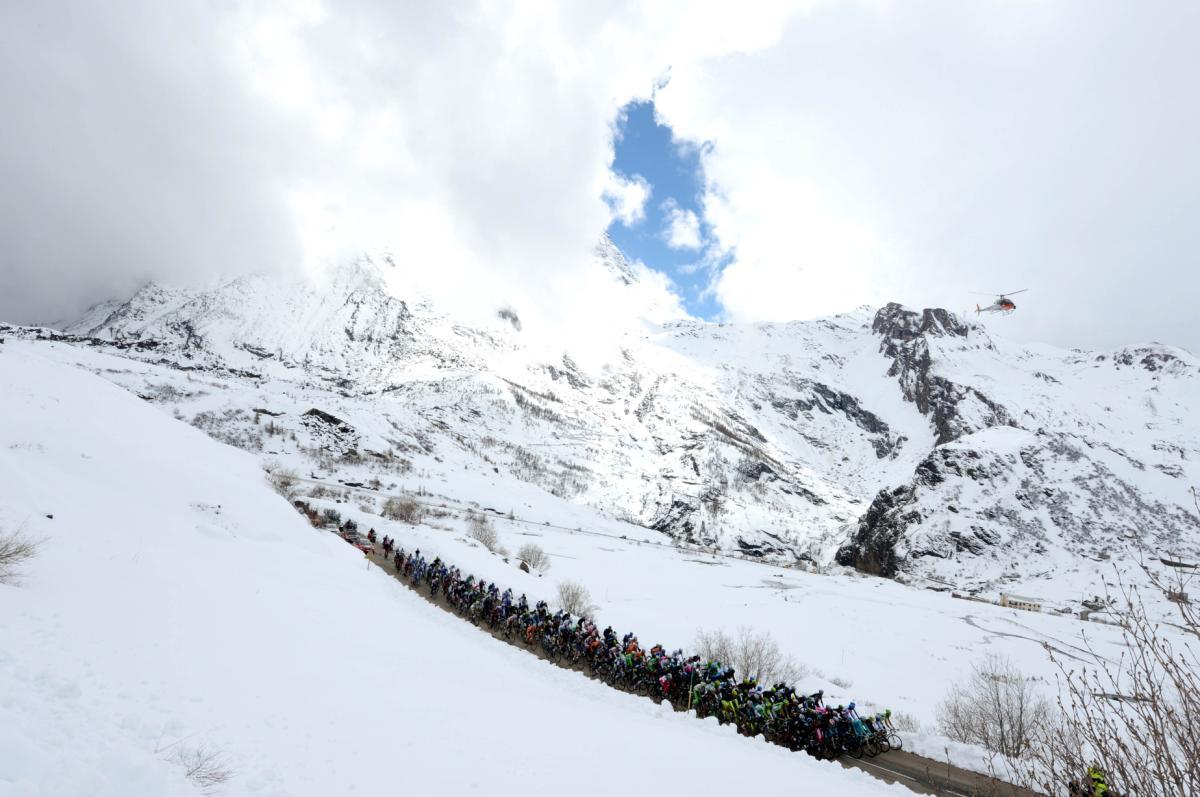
[
  {"left": 0, "top": 1, "right": 801, "bottom": 335},
  {"left": 2, "top": 1, "right": 1197, "bottom": 352}
]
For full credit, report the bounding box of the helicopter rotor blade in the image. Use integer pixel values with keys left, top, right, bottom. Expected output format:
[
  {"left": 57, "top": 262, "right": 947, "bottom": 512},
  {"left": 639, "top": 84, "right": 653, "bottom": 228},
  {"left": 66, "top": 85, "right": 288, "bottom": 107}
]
[
  {"left": 968, "top": 292, "right": 998, "bottom": 296},
  {"left": 1000, "top": 289, "right": 1029, "bottom": 296}
]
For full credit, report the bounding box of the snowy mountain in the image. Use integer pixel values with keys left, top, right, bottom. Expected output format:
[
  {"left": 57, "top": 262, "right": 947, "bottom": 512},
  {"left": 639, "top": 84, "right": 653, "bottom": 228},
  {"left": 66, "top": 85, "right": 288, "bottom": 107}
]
[
  {"left": 836, "top": 304, "right": 1200, "bottom": 592},
  {"left": 0, "top": 345, "right": 902, "bottom": 796},
  {"left": 6, "top": 242, "right": 1199, "bottom": 602}
]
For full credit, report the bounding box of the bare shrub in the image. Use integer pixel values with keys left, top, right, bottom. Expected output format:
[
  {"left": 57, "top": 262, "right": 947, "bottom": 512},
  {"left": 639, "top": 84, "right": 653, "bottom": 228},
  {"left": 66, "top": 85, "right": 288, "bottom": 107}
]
[
  {"left": 734, "top": 625, "right": 806, "bottom": 684},
  {"left": 466, "top": 511, "right": 500, "bottom": 552},
  {"left": 266, "top": 468, "right": 298, "bottom": 499},
  {"left": 0, "top": 527, "right": 39, "bottom": 584},
  {"left": 1014, "top": 566, "right": 1200, "bottom": 797},
  {"left": 694, "top": 626, "right": 806, "bottom": 684},
  {"left": 829, "top": 675, "right": 853, "bottom": 689},
  {"left": 516, "top": 543, "right": 550, "bottom": 572},
  {"left": 556, "top": 580, "right": 596, "bottom": 618},
  {"left": 308, "top": 484, "right": 334, "bottom": 499},
  {"left": 382, "top": 497, "right": 424, "bottom": 525},
  {"left": 937, "top": 653, "right": 1050, "bottom": 759},
  {"left": 168, "top": 743, "right": 234, "bottom": 794},
  {"left": 694, "top": 628, "right": 736, "bottom": 668},
  {"left": 190, "top": 409, "right": 263, "bottom": 452},
  {"left": 890, "top": 711, "right": 924, "bottom": 733}
]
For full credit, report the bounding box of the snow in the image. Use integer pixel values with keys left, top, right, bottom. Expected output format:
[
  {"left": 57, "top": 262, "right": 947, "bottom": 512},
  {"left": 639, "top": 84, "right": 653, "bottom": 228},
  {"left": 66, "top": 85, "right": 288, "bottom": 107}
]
[
  {"left": 0, "top": 328, "right": 1180, "bottom": 743},
  {"left": 320, "top": 482, "right": 1135, "bottom": 735},
  {"left": 4, "top": 252, "right": 1199, "bottom": 790},
  {"left": 26, "top": 249, "right": 1198, "bottom": 590},
  {"left": 0, "top": 346, "right": 902, "bottom": 796}
]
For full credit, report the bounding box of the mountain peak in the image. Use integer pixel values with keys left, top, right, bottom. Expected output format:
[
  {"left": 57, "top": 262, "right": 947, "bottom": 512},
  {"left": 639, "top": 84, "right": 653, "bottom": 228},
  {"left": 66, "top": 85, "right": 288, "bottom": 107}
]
[
  {"left": 872, "top": 303, "right": 969, "bottom": 340},
  {"left": 595, "top": 234, "right": 639, "bottom": 287}
]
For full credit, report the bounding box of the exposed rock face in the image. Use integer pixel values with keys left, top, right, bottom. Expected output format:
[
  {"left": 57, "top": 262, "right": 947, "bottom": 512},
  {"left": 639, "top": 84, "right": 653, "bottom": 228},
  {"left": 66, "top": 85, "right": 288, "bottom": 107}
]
[
  {"left": 303, "top": 408, "right": 350, "bottom": 428},
  {"left": 650, "top": 497, "right": 703, "bottom": 543},
  {"left": 873, "top": 303, "right": 1015, "bottom": 445},
  {"left": 838, "top": 445, "right": 1012, "bottom": 576},
  {"left": 770, "top": 378, "right": 901, "bottom": 458},
  {"left": 1102, "top": 345, "right": 1200, "bottom": 376},
  {"left": 834, "top": 304, "right": 1200, "bottom": 590},
  {"left": 835, "top": 485, "right": 913, "bottom": 576}
]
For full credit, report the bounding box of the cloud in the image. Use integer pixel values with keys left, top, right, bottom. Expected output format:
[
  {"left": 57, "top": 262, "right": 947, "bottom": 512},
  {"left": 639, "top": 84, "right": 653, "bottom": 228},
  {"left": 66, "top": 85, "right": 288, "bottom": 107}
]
[
  {"left": 657, "top": 0, "right": 1200, "bottom": 351},
  {"left": 0, "top": 0, "right": 816, "bottom": 341},
  {"left": 661, "top": 199, "right": 703, "bottom": 250},
  {"left": 604, "top": 173, "right": 652, "bottom": 227},
  {"left": 0, "top": 2, "right": 302, "bottom": 324},
  {"left": 8, "top": 1, "right": 1192, "bottom": 354}
]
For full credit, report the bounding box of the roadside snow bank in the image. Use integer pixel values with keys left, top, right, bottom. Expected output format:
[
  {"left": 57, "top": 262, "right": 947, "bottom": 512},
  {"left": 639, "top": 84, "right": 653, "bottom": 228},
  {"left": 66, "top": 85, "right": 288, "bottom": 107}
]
[{"left": 903, "top": 732, "right": 1018, "bottom": 782}]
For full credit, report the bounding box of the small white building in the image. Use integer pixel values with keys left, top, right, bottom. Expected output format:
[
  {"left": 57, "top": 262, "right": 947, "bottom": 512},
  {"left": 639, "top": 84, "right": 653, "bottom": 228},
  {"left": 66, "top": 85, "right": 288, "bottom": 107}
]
[{"left": 1000, "top": 593, "right": 1043, "bottom": 613}]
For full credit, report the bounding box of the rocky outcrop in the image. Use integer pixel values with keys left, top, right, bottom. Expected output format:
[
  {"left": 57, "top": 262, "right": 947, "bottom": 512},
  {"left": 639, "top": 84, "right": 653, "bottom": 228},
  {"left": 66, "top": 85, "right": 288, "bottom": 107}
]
[
  {"left": 770, "top": 377, "right": 902, "bottom": 458},
  {"left": 1099, "top": 345, "right": 1200, "bottom": 376},
  {"left": 838, "top": 444, "right": 1014, "bottom": 575},
  {"left": 649, "top": 497, "right": 704, "bottom": 544},
  {"left": 838, "top": 428, "right": 1200, "bottom": 589},
  {"left": 835, "top": 485, "right": 914, "bottom": 576},
  {"left": 872, "top": 303, "right": 1014, "bottom": 445}
]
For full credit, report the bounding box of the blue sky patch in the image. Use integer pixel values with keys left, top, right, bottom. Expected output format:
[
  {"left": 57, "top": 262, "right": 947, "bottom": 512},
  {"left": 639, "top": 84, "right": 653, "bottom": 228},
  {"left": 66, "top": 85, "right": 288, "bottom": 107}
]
[{"left": 607, "top": 100, "right": 723, "bottom": 319}]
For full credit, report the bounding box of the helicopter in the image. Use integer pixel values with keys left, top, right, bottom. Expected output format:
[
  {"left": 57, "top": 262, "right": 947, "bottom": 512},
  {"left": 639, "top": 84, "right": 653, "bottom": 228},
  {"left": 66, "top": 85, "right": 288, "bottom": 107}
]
[{"left": 972, "top": 289, "right": 1027, "bottom": 315}]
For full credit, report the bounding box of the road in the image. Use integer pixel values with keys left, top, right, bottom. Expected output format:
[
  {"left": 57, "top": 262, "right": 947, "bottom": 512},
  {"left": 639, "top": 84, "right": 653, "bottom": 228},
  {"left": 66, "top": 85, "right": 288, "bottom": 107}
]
[
  {"left": 361, "top": 546, "right": 1043, "bottom": 797},
  {"left": 839, "top": 750, "right": 1038, "bottom": 797}
]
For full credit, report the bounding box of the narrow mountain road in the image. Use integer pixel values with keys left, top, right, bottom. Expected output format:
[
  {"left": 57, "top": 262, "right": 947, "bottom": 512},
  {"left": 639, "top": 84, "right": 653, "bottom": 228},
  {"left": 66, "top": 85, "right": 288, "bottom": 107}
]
[{"left": 364, "top": 548, "right": 1042, "bottom": 797}]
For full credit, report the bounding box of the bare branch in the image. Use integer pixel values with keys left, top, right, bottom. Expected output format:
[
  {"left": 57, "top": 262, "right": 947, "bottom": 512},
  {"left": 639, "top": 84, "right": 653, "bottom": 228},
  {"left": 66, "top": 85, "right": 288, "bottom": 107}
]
[
  {"left": 465, "top": 511, "right": 502, "bottom": 552},
  {"left": 167, "top": 743, "right": 235, "bottom": 795},
  {"left": 1011, "top": 567, "right": 1200, "bottom": 797},
  {"left": 0, "top": 526, "right": 40, "bottom": 584},
  {"left": 515, "top": 543, "right": 550, "bottom": 572},
  {"left": 556, "top": 580, "right": 596, "bottom": 618}
]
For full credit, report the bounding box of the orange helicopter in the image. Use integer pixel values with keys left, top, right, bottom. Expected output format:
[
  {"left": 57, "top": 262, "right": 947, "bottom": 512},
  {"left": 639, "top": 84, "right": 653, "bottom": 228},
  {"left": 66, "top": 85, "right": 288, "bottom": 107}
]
[{"left": 973, "top": 289, "right": 1027, "bottom": 315}]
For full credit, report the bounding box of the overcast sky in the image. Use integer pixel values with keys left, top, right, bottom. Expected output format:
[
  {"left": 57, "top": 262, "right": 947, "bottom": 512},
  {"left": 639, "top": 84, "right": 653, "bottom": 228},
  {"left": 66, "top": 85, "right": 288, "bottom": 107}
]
[{"left": 2, "top": 1, "right": 1197, "bottom": 352}]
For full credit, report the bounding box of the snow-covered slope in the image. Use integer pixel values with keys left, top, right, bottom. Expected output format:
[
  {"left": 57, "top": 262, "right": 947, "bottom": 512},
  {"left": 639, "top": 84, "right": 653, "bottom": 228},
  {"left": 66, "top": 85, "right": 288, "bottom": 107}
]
[
  {"left": 0, "top": 345, "right": 902, "bottom": 796},
  {"left": 835, "top": 304, "right": 1200, "bottom": 594},
  {"left": 6, "top": 244, "right": 1198, "bottom": 602}
]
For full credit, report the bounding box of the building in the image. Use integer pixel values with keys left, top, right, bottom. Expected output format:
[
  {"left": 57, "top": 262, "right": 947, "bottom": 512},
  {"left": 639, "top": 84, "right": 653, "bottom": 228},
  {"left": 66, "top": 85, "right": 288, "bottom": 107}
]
[{"left": 999, "top": 593, "right": 1043, "bottom": 613}]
